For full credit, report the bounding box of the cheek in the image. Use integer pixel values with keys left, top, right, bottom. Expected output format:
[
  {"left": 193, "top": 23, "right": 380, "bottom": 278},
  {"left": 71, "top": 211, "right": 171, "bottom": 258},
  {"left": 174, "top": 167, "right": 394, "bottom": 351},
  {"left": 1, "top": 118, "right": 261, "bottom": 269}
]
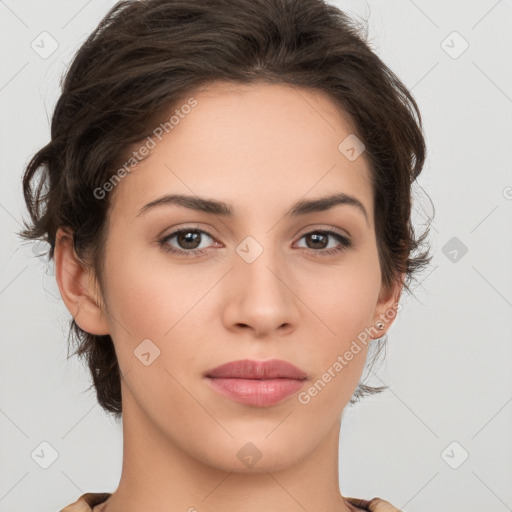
[
  {"left": 101, "top": 241, "right": 223, "bottom": 390},
  {"left": 101, "top": 255, "right": 205, "bottom": 414},
  {"left": 102, "top": 234, "right": 204, "bottom": 335},
  {"left": 297, "top": 281, "right": 376, "bottom": 414},
  {"left": 303, "top": 256, "right": 381, "bottom": 340},
  {"left": 98, "top": 240, "right": 181, "bottom": 375},
  {"left": 298, "top": 253, "right": 381, "bottom": 386}
]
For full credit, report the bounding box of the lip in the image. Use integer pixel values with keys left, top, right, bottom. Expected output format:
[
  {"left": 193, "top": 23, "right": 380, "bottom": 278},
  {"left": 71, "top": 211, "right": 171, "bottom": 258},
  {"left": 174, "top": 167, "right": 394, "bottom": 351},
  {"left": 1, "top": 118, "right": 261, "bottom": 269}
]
[{"left": 204, "top": 359, "right": 308, "bottom": 407}]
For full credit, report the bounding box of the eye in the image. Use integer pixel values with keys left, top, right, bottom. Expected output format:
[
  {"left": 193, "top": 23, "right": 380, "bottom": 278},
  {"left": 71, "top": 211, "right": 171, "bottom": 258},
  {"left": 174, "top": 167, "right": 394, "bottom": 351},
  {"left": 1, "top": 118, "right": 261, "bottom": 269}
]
[
  {"left": 159, "top": 228, "right": 218, "bottom": 257},
  {"left": 158, "top": 227, "right": 352, "bottom": 258},
  {"left": 294, "top": 229, "right": 352, "bottom": 256}
]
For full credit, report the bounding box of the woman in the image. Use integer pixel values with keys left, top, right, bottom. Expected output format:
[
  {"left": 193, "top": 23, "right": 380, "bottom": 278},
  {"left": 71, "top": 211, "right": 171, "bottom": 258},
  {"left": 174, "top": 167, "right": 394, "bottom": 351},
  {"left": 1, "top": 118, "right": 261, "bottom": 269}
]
[{"left": 19, "top": 0, "right": 431, "bottom": 510}]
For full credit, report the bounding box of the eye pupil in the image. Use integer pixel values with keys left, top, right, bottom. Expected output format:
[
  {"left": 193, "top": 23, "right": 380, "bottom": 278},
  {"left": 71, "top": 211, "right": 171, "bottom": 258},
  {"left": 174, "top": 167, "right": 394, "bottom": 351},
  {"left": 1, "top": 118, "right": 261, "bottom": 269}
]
[
  {"left": 178, "top": 230, "right": 201, "bottom": 249},
  {"left": 307, "top": 233, "right": 327, "bottom": 249}
]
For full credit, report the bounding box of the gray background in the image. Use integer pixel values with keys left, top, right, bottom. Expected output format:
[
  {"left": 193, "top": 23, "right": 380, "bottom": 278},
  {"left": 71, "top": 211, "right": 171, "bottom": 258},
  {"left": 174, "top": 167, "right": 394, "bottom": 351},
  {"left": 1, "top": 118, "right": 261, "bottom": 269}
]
[{"left": 0, "top": 1, "right": 511, "bottom": 511}]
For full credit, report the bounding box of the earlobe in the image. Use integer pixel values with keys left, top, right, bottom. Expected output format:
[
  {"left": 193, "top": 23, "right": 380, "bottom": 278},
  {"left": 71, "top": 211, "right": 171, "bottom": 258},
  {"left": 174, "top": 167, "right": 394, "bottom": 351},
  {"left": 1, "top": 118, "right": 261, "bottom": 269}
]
[
  {"left": 54, "top": 227, "right": 110, "bottom": 335},
  {"left": 371, "top": 273, "right": 405, "bottom": 338}
]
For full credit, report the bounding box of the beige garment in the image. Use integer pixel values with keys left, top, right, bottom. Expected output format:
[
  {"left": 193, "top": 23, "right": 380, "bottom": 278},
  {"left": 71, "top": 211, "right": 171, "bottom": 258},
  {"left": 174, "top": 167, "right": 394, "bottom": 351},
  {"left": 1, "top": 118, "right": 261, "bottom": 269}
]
[{"left": 60, "top": 492, "right": 403, "bottom": 511}]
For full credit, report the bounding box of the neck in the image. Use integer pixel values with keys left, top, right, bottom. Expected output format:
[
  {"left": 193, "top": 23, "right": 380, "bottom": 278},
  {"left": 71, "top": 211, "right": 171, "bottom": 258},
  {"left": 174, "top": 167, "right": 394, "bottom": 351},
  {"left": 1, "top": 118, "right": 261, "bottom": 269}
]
[{"left": 102, "top": 392, "right": 361, "bottom": 512}]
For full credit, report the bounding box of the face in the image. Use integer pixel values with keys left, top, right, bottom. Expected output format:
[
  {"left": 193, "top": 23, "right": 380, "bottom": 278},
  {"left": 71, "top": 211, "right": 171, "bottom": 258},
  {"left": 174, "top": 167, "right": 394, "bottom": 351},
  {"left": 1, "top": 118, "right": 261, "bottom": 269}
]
[{"left": 67, "top": 82, "right": 401, "bottom": 472}]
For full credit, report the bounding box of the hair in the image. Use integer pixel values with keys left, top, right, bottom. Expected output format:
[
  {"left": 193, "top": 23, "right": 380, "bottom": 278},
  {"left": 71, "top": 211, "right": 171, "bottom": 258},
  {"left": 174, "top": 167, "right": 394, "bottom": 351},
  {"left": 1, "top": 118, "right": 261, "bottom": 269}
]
[{"left": 19, "top": 0, "right": 432, "bottom": 420}]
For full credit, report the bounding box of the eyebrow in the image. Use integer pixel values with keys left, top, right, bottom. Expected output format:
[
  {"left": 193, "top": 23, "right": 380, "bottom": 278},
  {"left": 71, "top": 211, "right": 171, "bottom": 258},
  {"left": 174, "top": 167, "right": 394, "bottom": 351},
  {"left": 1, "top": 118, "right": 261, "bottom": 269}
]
[{"left": 136, "top": 192, "right": 369, "bottom": 224}]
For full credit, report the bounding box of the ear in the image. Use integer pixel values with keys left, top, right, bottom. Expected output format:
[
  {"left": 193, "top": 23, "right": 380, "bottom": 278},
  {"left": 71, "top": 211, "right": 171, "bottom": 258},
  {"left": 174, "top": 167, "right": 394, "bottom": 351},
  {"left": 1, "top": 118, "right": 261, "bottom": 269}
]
[
  {"left": 54, "top": 227, "right": 110, "bottom": 335},
  {"left": 370, "top": 272, "right": 404, "bottom": 338}
]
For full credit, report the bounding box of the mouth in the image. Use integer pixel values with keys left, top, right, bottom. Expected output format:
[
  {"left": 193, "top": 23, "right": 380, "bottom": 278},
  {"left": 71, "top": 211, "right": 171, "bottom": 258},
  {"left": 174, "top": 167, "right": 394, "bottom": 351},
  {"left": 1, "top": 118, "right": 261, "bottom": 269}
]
[{"left": 204, "top": 359, "right": 308, "bottom": 407}]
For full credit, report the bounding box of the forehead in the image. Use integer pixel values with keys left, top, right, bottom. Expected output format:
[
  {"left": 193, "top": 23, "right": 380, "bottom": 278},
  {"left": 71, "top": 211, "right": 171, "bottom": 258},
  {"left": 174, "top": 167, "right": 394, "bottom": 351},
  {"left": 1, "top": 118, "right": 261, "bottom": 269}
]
[{"left": 108, "top": 81, "right": 374, "bottom": 223}]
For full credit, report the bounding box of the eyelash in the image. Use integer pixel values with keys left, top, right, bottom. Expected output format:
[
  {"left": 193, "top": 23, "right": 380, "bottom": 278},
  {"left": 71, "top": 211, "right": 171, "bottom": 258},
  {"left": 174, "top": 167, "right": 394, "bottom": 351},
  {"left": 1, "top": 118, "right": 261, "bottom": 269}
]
[{"left": 158, "top": 227, "right": 352, "bottom": 258}]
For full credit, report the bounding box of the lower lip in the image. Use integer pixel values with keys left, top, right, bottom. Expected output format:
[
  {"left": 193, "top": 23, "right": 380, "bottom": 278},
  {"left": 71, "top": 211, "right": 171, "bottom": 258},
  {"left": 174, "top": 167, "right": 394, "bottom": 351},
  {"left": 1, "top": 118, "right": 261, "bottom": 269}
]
[{"left": 206, "top": 377, "right": 306, "bottom": 407}]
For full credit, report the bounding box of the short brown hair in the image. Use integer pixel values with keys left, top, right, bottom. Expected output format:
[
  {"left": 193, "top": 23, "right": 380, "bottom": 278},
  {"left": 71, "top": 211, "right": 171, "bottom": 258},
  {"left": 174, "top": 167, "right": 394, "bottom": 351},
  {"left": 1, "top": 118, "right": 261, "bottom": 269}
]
[{"left": 19, "top": 0, "right": 432, "bottom": 419}]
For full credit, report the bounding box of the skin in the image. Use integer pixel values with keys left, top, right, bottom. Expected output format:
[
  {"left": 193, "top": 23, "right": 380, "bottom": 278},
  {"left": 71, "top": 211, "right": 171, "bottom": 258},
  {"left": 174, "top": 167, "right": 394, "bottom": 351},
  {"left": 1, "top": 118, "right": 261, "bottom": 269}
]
[{"left": 55, "top": 81, "right": 403, "bottom": 512}]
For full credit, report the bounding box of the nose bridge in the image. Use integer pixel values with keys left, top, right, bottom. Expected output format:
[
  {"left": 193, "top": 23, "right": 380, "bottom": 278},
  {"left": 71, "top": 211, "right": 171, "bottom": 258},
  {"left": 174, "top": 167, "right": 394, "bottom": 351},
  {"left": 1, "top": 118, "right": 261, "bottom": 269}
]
[
  {"left": 226, "top": 231, "right": 298, "bottom": 334},
  {"left": 235, "top": 232, "right": 286, "bottom": 296}
]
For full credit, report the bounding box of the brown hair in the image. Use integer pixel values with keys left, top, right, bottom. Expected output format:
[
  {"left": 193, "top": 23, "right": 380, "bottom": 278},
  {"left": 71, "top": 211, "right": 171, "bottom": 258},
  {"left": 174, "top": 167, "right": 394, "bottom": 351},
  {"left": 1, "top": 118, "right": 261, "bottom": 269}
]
[{"left": 19, "top": 0, "right": 432, "bottom": 419}]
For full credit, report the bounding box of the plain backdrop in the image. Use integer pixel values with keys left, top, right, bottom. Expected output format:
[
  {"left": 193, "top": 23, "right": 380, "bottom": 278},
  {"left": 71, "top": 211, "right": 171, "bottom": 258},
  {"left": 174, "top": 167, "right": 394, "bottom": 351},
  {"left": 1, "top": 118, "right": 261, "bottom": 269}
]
[{"left": 0, "top": 1, "right": 511, "bottom": 511}]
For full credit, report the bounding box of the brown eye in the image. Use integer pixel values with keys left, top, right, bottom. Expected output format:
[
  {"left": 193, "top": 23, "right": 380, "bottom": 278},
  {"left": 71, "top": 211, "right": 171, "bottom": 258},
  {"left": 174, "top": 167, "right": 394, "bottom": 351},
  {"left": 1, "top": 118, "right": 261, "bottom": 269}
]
[
  {"left": 159, "top": 228, "right": 216, "bottom": 256},
  {"left": 158, "top": 227, "right": 351, "bottom": 258},
  {"left": 295, "top": 230, "right": 352, "bottom": 256}
]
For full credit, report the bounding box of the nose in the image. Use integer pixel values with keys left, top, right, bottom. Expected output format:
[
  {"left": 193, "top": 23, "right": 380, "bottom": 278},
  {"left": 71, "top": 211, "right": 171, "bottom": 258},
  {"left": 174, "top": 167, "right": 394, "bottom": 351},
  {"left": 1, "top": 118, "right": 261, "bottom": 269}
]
[{"left": 222, "top": 242, "right": 300, "bottom": 338}]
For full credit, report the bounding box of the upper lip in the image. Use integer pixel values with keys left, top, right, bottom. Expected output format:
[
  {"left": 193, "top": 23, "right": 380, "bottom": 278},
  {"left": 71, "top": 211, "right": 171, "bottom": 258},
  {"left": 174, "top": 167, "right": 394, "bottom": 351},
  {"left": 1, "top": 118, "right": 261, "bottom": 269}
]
[{"left": 205, "top": 359, "right": 308, "bottom": 380}]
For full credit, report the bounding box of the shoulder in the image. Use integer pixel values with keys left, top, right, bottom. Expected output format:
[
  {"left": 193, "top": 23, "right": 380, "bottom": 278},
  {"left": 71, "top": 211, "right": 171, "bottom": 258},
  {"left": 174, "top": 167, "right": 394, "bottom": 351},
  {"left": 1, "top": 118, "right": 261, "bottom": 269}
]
[
  {"left": 60, "top": 493, "right": 400, "bottom": 512},
  {"left": 346, "top": 496, "right": 403, "bottom": 512},
  {"left": 60, "top": 492, "right": 111, "bottom": 512}
]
